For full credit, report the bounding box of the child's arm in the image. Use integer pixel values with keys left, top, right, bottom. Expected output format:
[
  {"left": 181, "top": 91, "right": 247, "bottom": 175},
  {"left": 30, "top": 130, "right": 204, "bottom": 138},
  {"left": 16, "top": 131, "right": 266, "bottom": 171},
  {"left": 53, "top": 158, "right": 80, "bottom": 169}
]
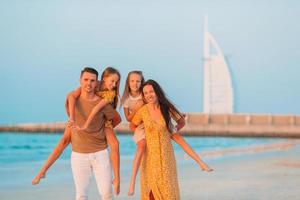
[
  {"left": 124, "top": 108, "right": 137, "bottom": 122},
  {"left": 129, "top": 123, "right": 137, "bottom": 132},
  {"left": 67, "top": 87, "right": 81, "bottom": 122},
  {"left": 129, "top": 107, "right": 143, "bottom": 132},
  {"left": 124, "top": 100, "right": 144, "bottom": 122},
  {"left": 171, "top": 133, "right": 213, "bottom": 171},
  {"left": 173, "top": 115, "right": 185, "bottom": 132},
  {"left": 81, "top": 99, "right": 109, "bottom": 130}
]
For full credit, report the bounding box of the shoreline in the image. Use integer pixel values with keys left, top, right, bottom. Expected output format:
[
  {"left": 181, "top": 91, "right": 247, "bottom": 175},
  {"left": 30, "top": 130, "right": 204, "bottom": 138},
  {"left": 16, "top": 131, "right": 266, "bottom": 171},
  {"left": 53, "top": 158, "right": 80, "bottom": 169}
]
[{"left": 1, "top": 139, "right": 300, "bottom": 199}]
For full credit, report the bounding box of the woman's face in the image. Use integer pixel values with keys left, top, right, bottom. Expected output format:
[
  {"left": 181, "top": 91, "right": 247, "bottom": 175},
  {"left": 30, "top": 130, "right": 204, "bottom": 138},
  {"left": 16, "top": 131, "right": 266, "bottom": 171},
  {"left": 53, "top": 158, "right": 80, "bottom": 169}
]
[
  {"left": 129, "top": 73, "right": 142, "bottom": 93},
  {"left": 104, "top": 73, "right": 119, "bottom": 91},
  {"left": 143, "top": 84, "right": 158, "bottom": 104}
]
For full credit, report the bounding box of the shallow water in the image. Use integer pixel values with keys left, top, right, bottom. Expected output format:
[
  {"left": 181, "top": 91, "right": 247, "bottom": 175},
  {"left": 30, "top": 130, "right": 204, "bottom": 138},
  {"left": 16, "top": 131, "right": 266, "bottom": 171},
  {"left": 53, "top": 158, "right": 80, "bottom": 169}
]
[{"left": 0, "top": 132, "right": 284, "bottom": 164}]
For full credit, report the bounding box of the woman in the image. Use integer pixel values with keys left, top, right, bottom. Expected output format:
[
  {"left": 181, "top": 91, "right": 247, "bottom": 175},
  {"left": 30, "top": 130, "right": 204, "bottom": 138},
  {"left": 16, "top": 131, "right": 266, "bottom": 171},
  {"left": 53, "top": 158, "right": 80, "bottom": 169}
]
[{"left": 130, "top": 79, "right": 212, "bottom": 200}]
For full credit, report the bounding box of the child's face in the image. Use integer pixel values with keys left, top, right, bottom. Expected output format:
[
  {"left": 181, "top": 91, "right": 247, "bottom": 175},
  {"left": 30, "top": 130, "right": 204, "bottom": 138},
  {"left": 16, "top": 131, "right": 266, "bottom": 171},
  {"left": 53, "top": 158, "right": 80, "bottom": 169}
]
[
  {"left": 129, "top": 73, "right": 142, "bottom": 93},
  {"left": 104, "top": 73, "right": 119, "bottom": 91}
]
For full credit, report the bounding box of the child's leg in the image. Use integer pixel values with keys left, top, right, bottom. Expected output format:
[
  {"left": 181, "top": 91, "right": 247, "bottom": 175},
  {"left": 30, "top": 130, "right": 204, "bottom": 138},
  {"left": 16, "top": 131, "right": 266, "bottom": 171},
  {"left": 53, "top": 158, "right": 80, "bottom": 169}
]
[
  {"left": 32, "top": 169, "right": 46, "bottom": 185},
  {"left": 66, "top": 94, "right": 76, "bottom": 122},
  {"left": 32, "top": 126, "right": 72, "bottom": 185},
  {"left": 172, "top": 133, "right": 212, "bottom": 172},
  {"left": 105, "top": 127, "right": 120, "bottom": 195},
  {"left": 128, "top": 139, "right": 146, "bottom": 196}
]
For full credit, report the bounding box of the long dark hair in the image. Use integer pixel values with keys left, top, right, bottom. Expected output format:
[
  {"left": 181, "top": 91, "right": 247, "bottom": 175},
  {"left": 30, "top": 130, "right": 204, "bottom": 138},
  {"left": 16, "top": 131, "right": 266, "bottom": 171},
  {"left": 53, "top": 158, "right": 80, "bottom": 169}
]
[{"left": 142, "top": 79, "right": 183, "bottom": 132}]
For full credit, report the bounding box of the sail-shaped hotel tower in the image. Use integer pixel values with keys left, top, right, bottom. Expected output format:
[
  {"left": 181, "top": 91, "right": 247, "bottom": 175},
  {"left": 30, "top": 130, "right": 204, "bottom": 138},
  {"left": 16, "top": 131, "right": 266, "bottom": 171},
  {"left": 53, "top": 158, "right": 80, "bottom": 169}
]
[{"left": 203, "top": 16, "right": 234, "bottom": 114}]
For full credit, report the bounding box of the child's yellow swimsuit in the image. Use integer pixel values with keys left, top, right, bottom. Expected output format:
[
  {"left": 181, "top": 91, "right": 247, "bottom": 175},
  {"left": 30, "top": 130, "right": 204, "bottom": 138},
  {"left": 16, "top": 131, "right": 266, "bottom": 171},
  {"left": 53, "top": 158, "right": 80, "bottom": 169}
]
[{"left": 96, "top": 90, "right": 116, "bottom": 129}]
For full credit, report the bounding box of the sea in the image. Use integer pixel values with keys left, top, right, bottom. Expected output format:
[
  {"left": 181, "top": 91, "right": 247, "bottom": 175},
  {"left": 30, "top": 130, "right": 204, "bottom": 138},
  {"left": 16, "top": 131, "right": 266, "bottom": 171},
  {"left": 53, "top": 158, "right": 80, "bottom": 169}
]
[{"left": 0, "top": 132, "right": 285, "bottom": 189}]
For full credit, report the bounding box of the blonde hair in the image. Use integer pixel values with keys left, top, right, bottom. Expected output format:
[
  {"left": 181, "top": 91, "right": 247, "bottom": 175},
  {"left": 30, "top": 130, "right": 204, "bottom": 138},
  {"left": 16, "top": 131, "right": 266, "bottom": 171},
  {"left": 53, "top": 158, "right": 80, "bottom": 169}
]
[
  {"left": 121, "top": 70, "right": 145, "bottom": 106},
  {"left": 98, "top": 67, "right": 121, "bottom": 108}
]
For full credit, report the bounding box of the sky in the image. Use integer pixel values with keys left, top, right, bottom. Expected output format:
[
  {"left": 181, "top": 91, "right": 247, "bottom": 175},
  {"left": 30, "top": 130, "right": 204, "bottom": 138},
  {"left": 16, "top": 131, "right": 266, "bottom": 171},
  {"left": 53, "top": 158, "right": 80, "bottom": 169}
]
[{"left": 0, "top": 0, "right": 300, "bottom": 125}]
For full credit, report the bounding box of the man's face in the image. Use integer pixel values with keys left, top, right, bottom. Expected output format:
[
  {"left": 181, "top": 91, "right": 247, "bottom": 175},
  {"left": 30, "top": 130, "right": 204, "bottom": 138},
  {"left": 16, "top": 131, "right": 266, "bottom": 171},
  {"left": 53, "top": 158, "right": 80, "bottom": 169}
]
[{"left": 80, "top": 72, "right": 97, "bottom": 94}]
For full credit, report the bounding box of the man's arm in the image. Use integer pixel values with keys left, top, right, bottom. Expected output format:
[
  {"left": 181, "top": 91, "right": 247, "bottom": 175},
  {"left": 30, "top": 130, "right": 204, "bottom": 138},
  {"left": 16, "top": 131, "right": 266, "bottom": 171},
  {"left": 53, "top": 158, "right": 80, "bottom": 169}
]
[{"left": 112, "top": 112, "right": 122, "bottom": 127}]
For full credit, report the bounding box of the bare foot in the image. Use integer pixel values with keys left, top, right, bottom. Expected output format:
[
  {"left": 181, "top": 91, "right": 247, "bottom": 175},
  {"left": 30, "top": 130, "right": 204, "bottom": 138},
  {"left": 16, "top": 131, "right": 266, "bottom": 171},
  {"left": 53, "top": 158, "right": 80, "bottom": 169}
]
[
  {"left": 32, "top": 173, "right": 45, "bottom": 185},
  {"left": 127, "top": 181, "right": 135, "bottom": 196},
  {"left": 112, "top": 178, "right": 120, "bottom": 195},
  {"left": 201, "top": 165, "right": 213, "bottom": 172}
]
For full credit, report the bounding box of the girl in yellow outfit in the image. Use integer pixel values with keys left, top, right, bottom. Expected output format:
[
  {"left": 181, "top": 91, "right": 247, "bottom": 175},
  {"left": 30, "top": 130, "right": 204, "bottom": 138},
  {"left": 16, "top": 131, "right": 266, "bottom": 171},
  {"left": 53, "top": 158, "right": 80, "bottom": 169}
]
[{"left": 130, "top": 79, "right": 213, "bottom": 200}]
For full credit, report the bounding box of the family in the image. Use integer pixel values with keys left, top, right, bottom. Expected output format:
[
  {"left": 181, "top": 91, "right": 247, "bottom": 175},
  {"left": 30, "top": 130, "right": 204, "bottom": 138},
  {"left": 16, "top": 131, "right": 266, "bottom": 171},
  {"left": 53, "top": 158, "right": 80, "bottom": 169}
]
[{"left": 32, "top": 66, "right": 213, "bottom": 200}]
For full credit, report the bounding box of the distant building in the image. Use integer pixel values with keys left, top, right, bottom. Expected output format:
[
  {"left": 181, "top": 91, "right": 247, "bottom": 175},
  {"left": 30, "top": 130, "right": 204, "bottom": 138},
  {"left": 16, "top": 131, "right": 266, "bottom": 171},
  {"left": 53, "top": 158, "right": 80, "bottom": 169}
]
[{"left": 203, "top": 16, "right": 234, "bottom": 114}]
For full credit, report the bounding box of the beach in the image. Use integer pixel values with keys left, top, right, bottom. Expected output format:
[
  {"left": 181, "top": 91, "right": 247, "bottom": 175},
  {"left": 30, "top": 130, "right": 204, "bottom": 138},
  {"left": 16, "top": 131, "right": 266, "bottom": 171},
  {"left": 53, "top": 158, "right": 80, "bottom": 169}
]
[{"left": 1, "top": 136, "right": 299, "bottom": 200}]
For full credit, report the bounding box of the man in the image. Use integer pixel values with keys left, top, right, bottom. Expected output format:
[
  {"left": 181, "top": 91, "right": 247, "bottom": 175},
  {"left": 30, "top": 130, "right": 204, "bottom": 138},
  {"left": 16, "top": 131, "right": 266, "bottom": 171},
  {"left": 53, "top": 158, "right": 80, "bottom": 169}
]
[{"left": 32, "top": 67, "right": 121, "bottom": 200}]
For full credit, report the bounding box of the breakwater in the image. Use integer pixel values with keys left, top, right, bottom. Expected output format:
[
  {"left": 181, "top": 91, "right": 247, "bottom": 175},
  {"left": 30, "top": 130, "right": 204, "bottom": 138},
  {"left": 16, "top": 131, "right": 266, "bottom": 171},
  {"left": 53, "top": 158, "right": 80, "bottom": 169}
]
[{"left": 1, "top": 113, "right": 300, "bottom": 137}]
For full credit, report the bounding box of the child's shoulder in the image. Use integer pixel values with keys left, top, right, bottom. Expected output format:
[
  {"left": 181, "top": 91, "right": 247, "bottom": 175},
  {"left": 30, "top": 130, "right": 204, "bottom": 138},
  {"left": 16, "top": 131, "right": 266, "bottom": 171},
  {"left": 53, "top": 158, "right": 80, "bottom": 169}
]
[
  {"left": 96, "top": 90, "right": 116, "bottom": 102},
  {"left": 97, "top": 90, "right": 116, "bottom": 96}
]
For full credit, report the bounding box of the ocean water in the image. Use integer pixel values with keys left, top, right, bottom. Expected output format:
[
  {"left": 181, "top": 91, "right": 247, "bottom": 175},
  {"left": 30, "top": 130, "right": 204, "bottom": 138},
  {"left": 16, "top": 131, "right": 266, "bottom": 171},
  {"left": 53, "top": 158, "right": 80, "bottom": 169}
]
[
  {"left": 0, "top": 132, "right": 287, "bottom": 189},
  {"left": 0, "top": 132, "right": 284, "bottom": 165}
]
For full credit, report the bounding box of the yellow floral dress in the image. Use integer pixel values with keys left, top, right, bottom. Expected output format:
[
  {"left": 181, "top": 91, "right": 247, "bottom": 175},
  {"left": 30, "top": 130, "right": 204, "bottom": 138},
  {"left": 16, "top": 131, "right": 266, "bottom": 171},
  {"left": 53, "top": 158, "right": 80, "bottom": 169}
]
[
  {"left": 132, "top": 105, "right": 180, "bottom": 200},
  {"left": 96, "top": 90, "right": 116, "bottom": 128}
]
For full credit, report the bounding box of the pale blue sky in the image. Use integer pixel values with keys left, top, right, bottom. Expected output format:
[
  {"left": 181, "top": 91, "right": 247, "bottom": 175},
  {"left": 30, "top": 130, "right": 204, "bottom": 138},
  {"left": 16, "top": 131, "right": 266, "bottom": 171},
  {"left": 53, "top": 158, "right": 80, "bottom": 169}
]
[{"left": 0, "top": 0, "right": 300, "bottom": 124}]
